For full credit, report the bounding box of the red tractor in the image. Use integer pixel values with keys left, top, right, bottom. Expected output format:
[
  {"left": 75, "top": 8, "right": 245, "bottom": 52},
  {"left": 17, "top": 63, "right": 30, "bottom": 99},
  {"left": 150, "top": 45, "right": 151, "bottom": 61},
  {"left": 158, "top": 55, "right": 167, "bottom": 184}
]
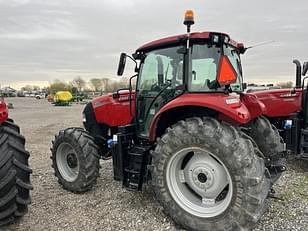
[
  {"left": 0, "top": 98, "right": 32, "bottom": 225},
  {"left": 51, "top": 11, "right": 285, "bottom": 230},
  {"left": 252, "top": 60, "right": 308, "bottom": 161}
]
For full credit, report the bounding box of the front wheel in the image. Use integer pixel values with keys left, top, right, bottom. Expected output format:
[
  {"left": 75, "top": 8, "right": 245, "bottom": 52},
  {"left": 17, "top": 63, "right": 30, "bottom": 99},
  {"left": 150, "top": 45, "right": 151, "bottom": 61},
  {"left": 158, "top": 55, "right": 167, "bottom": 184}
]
[
  {"left": 245, "top": 116, "right": 286, "bottom": 183},
  {"left": 152, "top": 117, "right": 270, "bottom": 231},
  {"left": 51, "top": 128, "right": 100, "bottom": 192}
]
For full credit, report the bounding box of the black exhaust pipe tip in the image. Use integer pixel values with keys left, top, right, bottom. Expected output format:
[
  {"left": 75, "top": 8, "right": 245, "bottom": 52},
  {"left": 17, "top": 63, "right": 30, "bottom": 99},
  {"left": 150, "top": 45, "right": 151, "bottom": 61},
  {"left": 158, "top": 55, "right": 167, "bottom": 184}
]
[
  {"left": 303, "top": 62, "right": 308, "bottom": 76},
  {"left": 293, "top": 59, "right": 302, "bottom": 88}
]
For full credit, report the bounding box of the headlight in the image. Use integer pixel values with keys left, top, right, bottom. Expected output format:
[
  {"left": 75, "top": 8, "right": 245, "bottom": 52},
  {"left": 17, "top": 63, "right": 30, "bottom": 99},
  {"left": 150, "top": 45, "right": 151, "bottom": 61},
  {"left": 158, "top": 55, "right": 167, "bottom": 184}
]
[{"left": 82, "top": 113, "right": 86, "bottom": 122}]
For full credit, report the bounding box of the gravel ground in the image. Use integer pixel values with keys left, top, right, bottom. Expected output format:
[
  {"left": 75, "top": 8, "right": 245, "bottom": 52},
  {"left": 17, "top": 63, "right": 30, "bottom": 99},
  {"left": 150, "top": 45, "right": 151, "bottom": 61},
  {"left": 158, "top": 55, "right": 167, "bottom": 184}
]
[{"left": 2, "top": 97, "right": 308, "bottom": 231}]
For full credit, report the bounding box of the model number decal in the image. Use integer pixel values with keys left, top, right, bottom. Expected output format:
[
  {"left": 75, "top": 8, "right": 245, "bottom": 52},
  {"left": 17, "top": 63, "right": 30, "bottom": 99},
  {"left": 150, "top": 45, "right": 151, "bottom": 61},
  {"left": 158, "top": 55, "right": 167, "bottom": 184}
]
[{"left": 280, "top": 93, "right": 298, "bottom": 98}]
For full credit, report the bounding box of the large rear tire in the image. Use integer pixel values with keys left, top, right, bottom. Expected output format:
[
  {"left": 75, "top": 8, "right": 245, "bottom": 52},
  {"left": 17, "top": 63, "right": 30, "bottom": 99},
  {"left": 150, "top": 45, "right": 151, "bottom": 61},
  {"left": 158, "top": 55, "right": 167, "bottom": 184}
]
[
  {"left": 152, "top": 117, "right": 270, "bottom": 231},
  {"left": 51, "top": 128, "right": 100, "bottom": 193},
  {"left": 0, "top": 120, "right": 32, "bottom": 226}
]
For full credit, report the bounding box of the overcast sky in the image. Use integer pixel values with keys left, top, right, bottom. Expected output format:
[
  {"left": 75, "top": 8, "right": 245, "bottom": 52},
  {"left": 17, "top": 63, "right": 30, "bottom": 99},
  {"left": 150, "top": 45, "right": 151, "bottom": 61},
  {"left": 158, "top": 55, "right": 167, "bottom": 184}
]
[{"left": 0, "top": 0, "right": 307, "bottom": 89}]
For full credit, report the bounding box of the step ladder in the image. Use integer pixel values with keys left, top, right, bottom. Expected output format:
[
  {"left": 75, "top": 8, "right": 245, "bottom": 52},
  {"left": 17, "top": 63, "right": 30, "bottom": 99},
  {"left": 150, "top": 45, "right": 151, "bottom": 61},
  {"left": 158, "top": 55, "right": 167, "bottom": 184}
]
[{"left": 123, "top": 145, "right": 150, "bottom": 191}]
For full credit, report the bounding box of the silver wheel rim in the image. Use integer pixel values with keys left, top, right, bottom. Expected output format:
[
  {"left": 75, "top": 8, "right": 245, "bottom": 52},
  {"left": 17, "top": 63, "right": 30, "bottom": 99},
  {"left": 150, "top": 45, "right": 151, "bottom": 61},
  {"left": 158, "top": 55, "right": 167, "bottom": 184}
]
[
  {"left": 166, "top": 147, "right": 233, "bottom": 218},
  {"left": 56, "top": 142, "right": 80, "bottom": 182}
]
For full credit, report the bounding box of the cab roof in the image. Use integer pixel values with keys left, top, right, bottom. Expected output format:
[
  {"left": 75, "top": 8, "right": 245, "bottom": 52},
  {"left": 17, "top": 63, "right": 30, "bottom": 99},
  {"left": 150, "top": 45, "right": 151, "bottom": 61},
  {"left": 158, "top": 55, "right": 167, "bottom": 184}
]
[{"left": 136, "top": 32, "right": 244, "bottom": 53}]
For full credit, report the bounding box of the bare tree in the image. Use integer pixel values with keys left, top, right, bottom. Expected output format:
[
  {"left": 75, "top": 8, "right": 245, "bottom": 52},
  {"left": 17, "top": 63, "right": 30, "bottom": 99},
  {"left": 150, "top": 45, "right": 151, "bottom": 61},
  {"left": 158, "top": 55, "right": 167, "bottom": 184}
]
[
  {"left": 49, "top": 79, "right": 72, "bottom": 93},
  {"left": 90, "top": 78, "right": 103, "bottom": 92},
  {"left": 72, "top": 76, "right": 86, "bottom": 92},
  {"left": 276, "top": 81, "right": 293, "bottom": 89},
  {"left": 21, "top": 85, "right": 33, "bottom": 91},
  {"left": 32, "top": 85, "right": 41, "bottom": 91},
  {"left": 101, "top": 78, "right": 110, "bottom": 93}
]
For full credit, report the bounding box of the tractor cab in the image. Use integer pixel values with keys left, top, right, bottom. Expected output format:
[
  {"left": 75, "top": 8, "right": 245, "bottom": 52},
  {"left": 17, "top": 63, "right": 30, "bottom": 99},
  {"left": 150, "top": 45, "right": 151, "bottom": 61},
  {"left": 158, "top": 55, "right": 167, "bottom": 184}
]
[{"left": 118, "top": 11, "right": 245, "bottom": 138}]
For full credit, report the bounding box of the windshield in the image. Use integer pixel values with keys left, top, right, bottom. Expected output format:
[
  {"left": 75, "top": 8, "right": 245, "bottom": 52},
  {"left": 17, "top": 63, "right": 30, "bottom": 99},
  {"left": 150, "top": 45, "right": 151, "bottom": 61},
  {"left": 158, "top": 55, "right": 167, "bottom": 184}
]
[
  {"left": 138, "top": 46, "right": 183, "bottom": 94},
  {"left": 189, "top": 44, "right": 243, "bottom": 92}
]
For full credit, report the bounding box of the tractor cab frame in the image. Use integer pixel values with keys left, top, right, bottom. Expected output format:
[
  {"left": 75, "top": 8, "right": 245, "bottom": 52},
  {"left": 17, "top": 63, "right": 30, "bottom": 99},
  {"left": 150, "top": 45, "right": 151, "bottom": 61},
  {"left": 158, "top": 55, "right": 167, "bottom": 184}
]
[
  {"left": 113, "top": 31, "right": 254, "bottom": 190},
  {"left": 119, "top": 32, "right": 245, "bottom": 140}
]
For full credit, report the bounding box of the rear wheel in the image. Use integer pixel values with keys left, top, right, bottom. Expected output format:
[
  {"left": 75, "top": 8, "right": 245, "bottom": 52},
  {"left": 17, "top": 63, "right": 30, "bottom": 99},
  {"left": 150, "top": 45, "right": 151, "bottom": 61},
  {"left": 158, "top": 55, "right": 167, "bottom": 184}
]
[
  {"left": 152, "top": 117, "right": 270, "bottom": 231},
  {"left": 0, "top": 120, "right": 32, "bottom": 226},
  {"left": 51, "top": 128, "right": 100, "bottom": 192}
]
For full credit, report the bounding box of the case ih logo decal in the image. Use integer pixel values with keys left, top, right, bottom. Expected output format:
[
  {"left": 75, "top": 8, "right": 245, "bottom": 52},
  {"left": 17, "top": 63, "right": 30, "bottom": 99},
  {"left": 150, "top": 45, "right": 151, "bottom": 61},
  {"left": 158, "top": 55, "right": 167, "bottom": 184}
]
[{"left": 280, "top": 93, "right": 298, "bottom": 98}]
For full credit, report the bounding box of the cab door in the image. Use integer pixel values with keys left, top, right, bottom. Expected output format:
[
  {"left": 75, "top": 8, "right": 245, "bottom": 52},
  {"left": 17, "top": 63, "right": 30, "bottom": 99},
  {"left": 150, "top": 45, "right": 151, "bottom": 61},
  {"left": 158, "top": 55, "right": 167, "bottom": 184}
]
[{"left": 135, "top": 46, "right": 183, "bottom": 137}]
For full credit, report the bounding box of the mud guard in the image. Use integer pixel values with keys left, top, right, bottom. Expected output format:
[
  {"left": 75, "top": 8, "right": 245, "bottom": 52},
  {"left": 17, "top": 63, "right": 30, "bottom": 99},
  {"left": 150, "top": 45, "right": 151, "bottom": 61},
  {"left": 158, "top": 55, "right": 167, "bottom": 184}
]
[
  {"left": 148, "top": 93, "right": 254, "bottom": 142},
  {"left": 240, "top": 93, "right": 267, "bottom": 120}
]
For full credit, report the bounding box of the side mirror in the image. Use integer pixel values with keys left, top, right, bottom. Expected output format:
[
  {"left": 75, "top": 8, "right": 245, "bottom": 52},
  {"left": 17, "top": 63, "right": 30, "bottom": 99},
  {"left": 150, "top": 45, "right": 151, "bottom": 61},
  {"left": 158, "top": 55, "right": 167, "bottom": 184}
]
[
  {"left": 303, "top": 62, "right": 308, "bottom": 76},
  {"left": 117, "top": 53, "right": 127, "bottom": 76}
]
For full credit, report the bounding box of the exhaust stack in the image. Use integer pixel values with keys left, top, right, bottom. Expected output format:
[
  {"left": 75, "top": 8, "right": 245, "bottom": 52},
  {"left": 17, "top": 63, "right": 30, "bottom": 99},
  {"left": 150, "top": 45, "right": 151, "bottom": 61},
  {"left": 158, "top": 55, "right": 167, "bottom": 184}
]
[{"left": 293, "top": 59, "right": 302, "bottom": 88}]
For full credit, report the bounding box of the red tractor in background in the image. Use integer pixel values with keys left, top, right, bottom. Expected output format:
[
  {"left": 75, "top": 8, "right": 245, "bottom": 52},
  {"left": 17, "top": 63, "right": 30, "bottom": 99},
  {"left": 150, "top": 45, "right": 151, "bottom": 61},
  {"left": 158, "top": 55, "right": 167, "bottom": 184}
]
[
  {"left": 252, "top": 60, "right": 308, "bottom": 161},
  {"left": 0, "top": 98, "right": 32, "bottom": 225},
  {"left": 51, "top": 11, "right": 285, "bottom": 230}
]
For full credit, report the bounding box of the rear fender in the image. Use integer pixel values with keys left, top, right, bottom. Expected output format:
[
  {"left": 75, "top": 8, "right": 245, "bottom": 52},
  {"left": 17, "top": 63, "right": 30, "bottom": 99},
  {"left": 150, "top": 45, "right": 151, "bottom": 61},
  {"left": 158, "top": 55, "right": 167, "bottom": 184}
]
[{"left": 149, "top": 93, "right": 252, "bottom": 141}]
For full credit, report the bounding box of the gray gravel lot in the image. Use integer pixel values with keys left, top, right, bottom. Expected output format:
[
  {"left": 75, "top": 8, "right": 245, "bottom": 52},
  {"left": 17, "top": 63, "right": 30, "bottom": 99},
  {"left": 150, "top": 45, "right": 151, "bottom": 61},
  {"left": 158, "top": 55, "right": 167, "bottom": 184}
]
[{"left": 2, "top": 97, "right": 308, "bottom": 231}]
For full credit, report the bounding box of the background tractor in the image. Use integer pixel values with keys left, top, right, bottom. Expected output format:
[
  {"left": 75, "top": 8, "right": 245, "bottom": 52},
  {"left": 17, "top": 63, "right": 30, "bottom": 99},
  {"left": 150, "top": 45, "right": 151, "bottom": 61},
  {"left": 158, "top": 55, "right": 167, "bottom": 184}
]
[
  {"left": 0, "top": 97, "right": 32, "bottom": 225},
  {"left": 251, "top": 60, "right": 308, "bottom": 162},
  {"left": 51, "top": 11, "right": 285, "bottom": 230}
]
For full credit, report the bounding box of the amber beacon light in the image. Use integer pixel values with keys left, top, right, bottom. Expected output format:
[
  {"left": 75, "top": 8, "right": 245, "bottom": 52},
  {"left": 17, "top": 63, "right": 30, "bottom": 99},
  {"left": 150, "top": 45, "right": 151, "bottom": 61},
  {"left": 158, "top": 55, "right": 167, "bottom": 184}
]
[{"left": 184, "top": 10, "right": 194, "bottom": 33}]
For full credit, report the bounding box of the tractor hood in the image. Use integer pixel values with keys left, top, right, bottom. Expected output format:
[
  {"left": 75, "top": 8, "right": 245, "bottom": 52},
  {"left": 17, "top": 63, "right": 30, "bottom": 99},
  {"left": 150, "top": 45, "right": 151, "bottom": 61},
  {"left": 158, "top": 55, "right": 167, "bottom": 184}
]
[
  {"left": 251, "top": 88, "right": 302, "bottom": 117},
  {"left": 91, "top": 91, "right": 135, "bottom": 127}
]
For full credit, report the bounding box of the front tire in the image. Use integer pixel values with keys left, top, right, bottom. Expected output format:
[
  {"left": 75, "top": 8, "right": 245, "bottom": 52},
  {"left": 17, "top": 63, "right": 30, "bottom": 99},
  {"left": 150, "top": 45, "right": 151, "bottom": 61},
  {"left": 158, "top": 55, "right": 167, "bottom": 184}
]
[
  {"left": 246, "top": 116, "right": 285, "bottom": 161},
  {"left": 51, "top": 128, "right": 100, "bottom": 192},
  {"left": 0, "top": 120, "right": 32, "bottom": 226},
  {"left": 152, "top": 117, "right": 270, "bottom": 231},
  {"left": 246, "top": 116, "right": 286, "bottom": 182}
]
